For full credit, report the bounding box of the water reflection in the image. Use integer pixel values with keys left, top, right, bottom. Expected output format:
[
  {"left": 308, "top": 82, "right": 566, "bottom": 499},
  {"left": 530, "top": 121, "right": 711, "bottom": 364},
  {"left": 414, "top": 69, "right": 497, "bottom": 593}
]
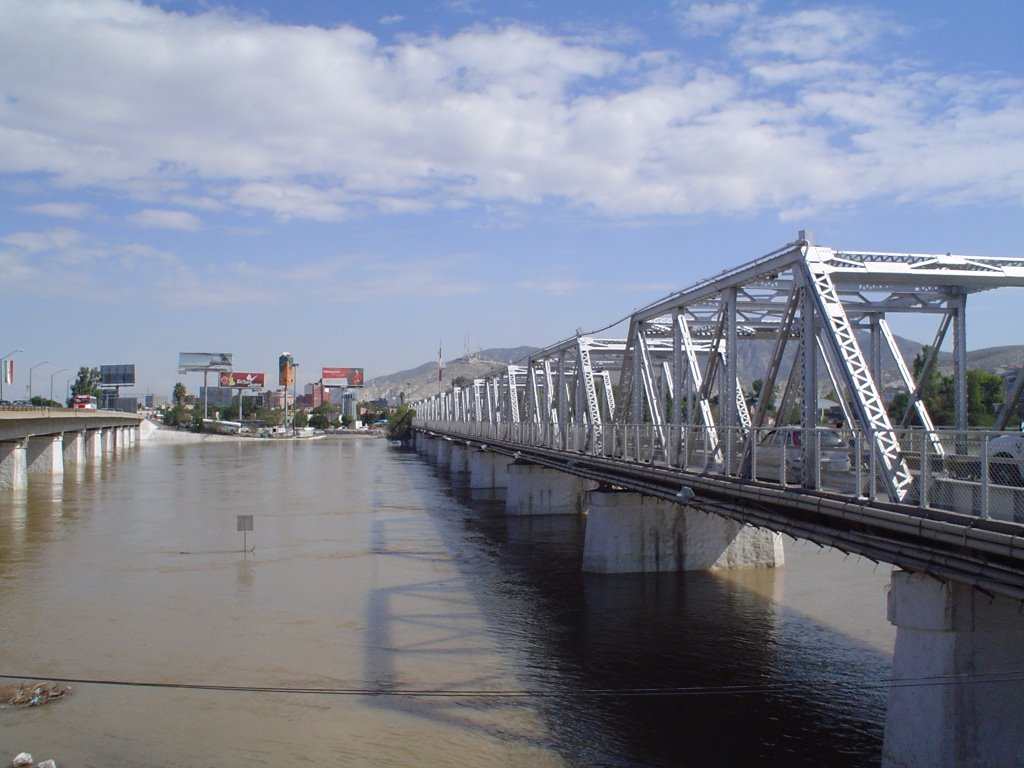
[{"left": 0, "top": 439, "right": 891, "bottom": 767}]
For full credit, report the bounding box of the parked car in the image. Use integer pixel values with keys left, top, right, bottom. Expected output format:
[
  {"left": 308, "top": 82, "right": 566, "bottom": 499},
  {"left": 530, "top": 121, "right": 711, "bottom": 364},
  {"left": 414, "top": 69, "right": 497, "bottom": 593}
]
[{"left": 754, "top": 428, "right": 851, "bottom": 483}]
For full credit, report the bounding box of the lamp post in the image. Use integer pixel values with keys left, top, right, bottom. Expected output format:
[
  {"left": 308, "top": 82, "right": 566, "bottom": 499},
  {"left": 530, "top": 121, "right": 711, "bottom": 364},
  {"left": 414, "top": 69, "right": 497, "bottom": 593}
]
[
  {"left": 292, "top": 363, "right": 300, "bottom": 436},
  {"left": 29, "top": 361, "right": 49, "bottom": 401},
  {"left": 51, "top": 368, "right": 67, "bottom": 404},
  {"left": 0, "top": 348, "right": 24, "bottom": 401}
]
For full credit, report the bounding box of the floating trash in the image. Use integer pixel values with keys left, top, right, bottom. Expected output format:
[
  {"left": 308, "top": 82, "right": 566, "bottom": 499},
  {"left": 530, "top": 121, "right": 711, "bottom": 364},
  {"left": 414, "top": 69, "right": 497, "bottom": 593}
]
[{"left": 0, "top": 682, "right": 71, "bottom": 708}]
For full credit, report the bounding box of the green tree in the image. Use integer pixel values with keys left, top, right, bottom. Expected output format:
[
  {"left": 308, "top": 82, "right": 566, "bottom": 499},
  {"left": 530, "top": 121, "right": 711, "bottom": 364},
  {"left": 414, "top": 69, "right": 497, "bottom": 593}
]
[
  {"left": 293, "top": 410, "right": 309, "bottom": 428},
  {"left": 172, "top": 382, "right": 187, "bottom": 406},
  {"left": 385, "top": 405, "right": 416, "bottom": 443},
  {"left": 71, "top": 367, "right": 102, "bottom": 399},
  {"left": 30, "top": 396, "right": 62, "bottom": 408}
]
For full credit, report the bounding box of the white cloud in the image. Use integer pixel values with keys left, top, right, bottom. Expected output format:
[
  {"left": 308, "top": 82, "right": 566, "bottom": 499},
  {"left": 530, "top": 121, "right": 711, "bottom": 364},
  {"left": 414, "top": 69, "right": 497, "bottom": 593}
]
[
  {"left": 0, "top": 0, "right": 1020, "bottom": 223},
  {"left": 127, "top": 209, "right": 203, "bottom": 231},
  {"left": 22, "top": 201, "right": 94, "bottom": 219},
  {"left": 674, "top": 2, "right": 757, "bottom": 35}
]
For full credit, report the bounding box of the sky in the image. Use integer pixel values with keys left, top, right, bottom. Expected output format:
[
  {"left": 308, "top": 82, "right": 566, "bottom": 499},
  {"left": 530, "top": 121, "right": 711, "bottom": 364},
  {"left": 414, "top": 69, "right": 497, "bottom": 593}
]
[{"left": 1, "top": 0, "right": 1022, "bottom": 401}]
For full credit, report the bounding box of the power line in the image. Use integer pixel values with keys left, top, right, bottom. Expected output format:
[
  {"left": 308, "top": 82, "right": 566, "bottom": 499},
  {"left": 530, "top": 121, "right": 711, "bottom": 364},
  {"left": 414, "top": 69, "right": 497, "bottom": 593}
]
[{"left": 4, "top": 671, "right": 1024, "bottom": 699}]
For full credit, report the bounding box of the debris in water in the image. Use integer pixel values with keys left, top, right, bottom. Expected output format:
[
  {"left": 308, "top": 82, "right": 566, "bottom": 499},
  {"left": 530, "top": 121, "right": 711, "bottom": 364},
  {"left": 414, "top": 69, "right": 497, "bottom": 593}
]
[
  {"left": 12, "top": 754, "right": 33, "bottom": 768},
  {"left": 0, "top": 681, "right": 71, "bottom": 708}
]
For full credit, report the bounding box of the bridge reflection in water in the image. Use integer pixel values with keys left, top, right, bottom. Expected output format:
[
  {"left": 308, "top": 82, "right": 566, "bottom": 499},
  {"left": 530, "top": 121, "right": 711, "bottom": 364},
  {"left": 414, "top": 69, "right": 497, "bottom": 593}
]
[{"left": 412, "top": 233, "right": 1024, "bottom": 768}]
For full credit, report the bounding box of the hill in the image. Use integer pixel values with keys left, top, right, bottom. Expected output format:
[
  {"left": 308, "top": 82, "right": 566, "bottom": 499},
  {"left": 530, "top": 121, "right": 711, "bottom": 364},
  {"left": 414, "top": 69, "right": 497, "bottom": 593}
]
[
  {"left": 362, "top": 346, "right": 539, "bottom": 403},
  {"left": 365, "top": 339, "right": 1023, "bottom": 406}
]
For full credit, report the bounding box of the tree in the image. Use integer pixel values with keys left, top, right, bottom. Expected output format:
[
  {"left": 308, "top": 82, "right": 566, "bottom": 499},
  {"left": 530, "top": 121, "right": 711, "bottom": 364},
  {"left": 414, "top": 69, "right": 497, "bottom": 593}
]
[
  {"left": 71, "top": 367, "right": 102, "bottom": 399},
  {"left": 451, "top": 375, "right": 473, "bottom": 389},
  {"left": 386, "top": 405, "right": 416, "bottom": 443},
  {"left": 172, "top": 382, "right": 187, "bottom": 407},
  {"left": 293, "top": 410, "right": 309, "bottom": 428}
]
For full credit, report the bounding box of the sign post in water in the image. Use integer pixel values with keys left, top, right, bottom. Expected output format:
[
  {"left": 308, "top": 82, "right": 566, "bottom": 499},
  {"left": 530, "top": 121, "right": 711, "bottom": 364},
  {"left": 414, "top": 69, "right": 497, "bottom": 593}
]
[{"left": 237, "top": 514, "right": 254, "bottom": 553}]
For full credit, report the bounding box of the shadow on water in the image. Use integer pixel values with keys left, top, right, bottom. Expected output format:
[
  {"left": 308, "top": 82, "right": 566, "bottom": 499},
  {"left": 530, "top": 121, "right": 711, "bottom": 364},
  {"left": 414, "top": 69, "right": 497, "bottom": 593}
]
[{"left": 378, "top": 446, "right": 889, "bottom": 768}]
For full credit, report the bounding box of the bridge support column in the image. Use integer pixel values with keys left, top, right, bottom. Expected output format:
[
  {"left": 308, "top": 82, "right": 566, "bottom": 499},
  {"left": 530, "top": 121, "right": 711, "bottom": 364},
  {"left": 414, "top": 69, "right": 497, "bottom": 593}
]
[
  {"left": 882, "top": 570, "right": 1024, "bottom": 768},
  {"left": 468, "top": 450, "right": 513, "bottom": 490},
  {"left": 450, "top": 444, "right": 471, "bottom": 475},
  {"left": 26, "top": 434, "right": 64, "bottom": 476},
  {"left": 418, "top": 434, "right": 436, "bottom": 457},
  {"left": 582, "top": 490, "right": 783, "bottom": 573},
  {"left": 436, "top": 439, "right": 453, "bottom": 468},
  {"left": 506, "top": 462, "right": 594, "bottom": 515},
  {"left": 86, "top": 429, "right": 103, "bottom": 460},
  {"left": 63, "top": 430, "right": 85, "bottom": 466},
  {"left": 0, "top": 441, "right": 28, "bottom": 490}
]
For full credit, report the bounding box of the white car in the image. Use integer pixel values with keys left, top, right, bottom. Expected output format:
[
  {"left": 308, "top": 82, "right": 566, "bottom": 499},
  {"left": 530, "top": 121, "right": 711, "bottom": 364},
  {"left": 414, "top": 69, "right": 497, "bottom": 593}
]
[
  {"left": 754, "top": 429, "right": 852, "bottom": 483},
  {"left": 987, "top": 430, "right": 1024, "bottom": 486}
]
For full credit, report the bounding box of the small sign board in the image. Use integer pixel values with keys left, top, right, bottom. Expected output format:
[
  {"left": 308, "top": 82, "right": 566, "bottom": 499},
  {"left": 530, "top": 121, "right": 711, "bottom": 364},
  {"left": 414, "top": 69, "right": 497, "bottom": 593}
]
[{"left": 236, "top": 514, "right": 254, "bottom": 532}]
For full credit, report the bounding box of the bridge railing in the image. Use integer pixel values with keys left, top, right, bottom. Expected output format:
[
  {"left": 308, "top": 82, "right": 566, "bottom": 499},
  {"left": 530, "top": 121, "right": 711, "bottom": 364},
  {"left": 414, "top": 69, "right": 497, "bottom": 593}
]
[{"left": 415, "top": 419, "right": 1024, "bottom": 522}]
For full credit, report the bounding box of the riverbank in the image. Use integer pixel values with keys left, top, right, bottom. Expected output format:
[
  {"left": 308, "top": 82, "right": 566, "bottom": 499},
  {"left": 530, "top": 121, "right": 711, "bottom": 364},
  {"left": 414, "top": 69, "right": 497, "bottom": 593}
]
[{"left": 140, "top": 420, "right": 383, "bottom": 444}]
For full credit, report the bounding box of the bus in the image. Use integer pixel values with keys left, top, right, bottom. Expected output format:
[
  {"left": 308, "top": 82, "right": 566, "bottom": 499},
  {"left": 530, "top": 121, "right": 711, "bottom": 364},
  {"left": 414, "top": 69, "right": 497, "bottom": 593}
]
[{"left": 71, "top": 394, "right": 98, "bottom": 410}]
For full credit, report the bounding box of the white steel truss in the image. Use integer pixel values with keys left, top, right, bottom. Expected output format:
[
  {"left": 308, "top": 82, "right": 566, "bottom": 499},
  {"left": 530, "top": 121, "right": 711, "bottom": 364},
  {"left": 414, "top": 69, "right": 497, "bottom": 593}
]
[{"left": 414, "top": 233, "right": 1024, "bottom": 504}]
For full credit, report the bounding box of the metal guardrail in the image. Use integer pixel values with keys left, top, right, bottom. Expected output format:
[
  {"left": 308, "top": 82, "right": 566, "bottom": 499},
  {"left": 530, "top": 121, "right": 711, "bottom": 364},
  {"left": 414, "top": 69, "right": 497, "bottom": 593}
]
[{"left": 415, "top": 419, "right": 1024, "bottom": 522}]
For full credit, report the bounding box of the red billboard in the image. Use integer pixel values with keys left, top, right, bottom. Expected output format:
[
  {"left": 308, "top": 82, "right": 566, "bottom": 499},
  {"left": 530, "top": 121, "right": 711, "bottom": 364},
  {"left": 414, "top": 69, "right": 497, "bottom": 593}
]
[
  {"left": 322, "top": 367, "right": 364, "bottom": 387},
  {"left": 219, "top": 371, "right": 265, "bottom": 389}
]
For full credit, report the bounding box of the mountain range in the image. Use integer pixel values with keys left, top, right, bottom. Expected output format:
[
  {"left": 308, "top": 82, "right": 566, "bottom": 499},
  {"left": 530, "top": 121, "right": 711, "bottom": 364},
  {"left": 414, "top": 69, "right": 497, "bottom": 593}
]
[{"left": 362, "top": 339, "right": 1023, "bottom": 404}]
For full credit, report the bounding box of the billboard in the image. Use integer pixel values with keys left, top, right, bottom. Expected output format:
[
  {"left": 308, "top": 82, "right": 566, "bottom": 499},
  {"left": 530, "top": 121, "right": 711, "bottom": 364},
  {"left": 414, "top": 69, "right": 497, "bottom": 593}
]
[
  {"left": 179, "top": 352, "right": 233, "bottom": 373},
  {"left": 322, "top": 367, "right": 364, "bottom": 387},
  {"left": 100, "top": 364, "right": 136, "bottom": 386},
  {"left": 219, "top": 372, "right": 265, "bottom": 389},
  {"left": 279, "top": 353, "right": 294, "bottom": 387}
]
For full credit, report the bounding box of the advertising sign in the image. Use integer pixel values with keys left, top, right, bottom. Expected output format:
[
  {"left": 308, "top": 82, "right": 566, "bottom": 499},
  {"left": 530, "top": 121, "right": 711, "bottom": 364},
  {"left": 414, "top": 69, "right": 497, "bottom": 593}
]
[
  {"left": 178, "top": 352, "right": 233, "bottom": 373},
  {"left": 279, "top": 354, "right": 294, "bottom": 387},
  {"left": 322, "top": 367, "right": 364, "bottom": 387},
  {"left": 2, "top": 359, "right": 12, "bottom": 385},
  {"left": 100, "top": 364, "right": 136, "bottom": 386},
  {"left": 219, "top": 372, "right": 265, "bottom": 389}
]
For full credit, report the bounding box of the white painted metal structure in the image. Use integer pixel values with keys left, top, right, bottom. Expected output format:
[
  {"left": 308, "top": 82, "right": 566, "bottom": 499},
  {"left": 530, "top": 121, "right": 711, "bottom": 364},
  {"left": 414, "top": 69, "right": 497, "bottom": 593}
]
[{"left": 415, "top": 233, "right": 1024, "bottom": 505}]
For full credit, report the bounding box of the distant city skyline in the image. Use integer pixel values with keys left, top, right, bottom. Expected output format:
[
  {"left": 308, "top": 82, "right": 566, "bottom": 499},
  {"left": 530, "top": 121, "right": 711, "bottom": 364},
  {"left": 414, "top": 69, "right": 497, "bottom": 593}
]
[{"left": 1, "top": 0, "right": 1022, "bottom": 399}]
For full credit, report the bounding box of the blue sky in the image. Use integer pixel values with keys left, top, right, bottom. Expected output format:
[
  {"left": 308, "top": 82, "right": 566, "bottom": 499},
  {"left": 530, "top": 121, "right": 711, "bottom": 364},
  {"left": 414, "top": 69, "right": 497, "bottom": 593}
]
[{"left": 1, "top": 0, "right": 1022, "bottom": 400}]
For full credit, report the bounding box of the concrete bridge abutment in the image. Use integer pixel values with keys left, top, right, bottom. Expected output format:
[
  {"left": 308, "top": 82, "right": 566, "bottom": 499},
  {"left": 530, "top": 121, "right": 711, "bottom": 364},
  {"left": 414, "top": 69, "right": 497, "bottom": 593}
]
[
  {"left": 882, "top": 570, "right": 1024, "bottom": 768},
  {"left": 506, "top": 462, "right": 595, "bottom": 515},
  {"left": 582, "top": 489, "right": 784, "bottom": 574}
]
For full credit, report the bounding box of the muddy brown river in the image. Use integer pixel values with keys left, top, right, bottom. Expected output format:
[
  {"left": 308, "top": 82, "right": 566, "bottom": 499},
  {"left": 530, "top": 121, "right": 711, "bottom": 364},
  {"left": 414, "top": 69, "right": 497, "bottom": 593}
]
[{"left": 0, "top": 436, "right": 895, "bottom": 766}]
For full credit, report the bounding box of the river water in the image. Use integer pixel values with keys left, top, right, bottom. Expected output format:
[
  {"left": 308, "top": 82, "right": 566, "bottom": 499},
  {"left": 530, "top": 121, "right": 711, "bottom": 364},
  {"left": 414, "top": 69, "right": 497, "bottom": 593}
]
[{"left": 0, "top": 436, "right": 894, "bottom": 767}]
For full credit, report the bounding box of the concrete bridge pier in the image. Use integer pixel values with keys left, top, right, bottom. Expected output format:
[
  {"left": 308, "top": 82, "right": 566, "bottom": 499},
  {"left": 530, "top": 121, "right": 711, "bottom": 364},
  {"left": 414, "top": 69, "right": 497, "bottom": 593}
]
[
  {"left": 436, "top": 438, "right": 453, "bottom": 469},
  {"left": 882, "top": 570, "right": 1024, "bottom": 768},
  {"left": 0, "top": 441, "right": 28, "bottom": 490},
  {"left": 506, "top": 462, "right": 595, "bottom": 515},
  {"left": 63, "top": 430, "right": 85, "bottom": 466},
  {"left": 468, "top": 449, "right": 513, "bottom": 490},
  {"left": 86, "top": 429, "right": 103, "bottom": 460},
  {"left": 417, "top": 434, "right": 436, "bottom": 458},
  {"left": 582, "top": 489, "right": 784, "bottom": 573},
  {"left": 450, "top": 443, "right": 471, "bottom": 475},
  {"left": 26, "top": 433, "right": 63, "bottom": 476}
]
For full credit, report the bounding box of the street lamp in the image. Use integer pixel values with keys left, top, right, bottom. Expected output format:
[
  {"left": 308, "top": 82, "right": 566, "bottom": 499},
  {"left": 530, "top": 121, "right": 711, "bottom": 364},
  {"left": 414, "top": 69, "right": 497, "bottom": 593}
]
[
  {"left": 29, "top": 361, "right": 49, "bottom": 401},
  {"left": 292, "top": 363, "right": 300, "bottom": 436},
  {"left": 51, "top": 368, "right": 67, "bottom": 404},
  {"left": 0, "top": 348, "right": 23, "bottom": 401}
]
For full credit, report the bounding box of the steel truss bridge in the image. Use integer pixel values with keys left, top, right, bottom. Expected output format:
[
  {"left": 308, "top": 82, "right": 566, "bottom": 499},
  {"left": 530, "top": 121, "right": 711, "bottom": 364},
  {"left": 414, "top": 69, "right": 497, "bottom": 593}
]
[{"left": 412, "top": 233, "right": 1024, "bottom": 598}]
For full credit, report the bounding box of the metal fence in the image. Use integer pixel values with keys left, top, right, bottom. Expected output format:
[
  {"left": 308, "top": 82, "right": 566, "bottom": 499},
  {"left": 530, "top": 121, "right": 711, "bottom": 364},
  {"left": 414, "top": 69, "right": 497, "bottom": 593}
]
[{"left": 415, "top": 418, "right": 1024, "bottom": 522}]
